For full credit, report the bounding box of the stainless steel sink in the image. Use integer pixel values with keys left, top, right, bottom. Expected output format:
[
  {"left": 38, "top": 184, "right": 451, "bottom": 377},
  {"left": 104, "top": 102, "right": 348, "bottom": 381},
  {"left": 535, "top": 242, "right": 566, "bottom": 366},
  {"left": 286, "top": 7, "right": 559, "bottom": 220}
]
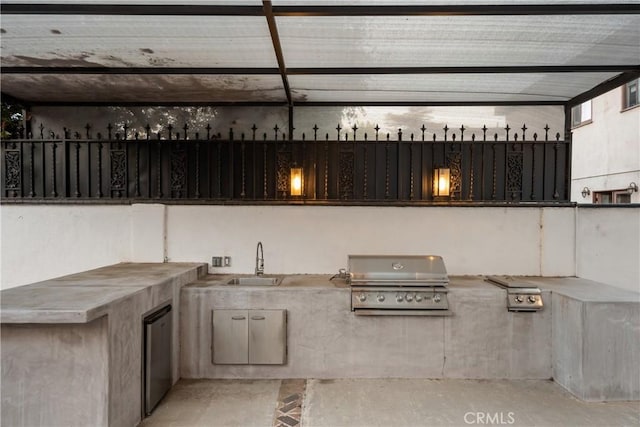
[{"left": 226, "top": 276, "right": 282, "bottom": 286}]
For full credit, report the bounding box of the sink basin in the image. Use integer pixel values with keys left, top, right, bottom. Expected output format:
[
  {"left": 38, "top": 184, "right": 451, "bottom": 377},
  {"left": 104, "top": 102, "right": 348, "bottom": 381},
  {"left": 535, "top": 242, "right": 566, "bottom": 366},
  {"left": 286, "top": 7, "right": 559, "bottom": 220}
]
[{"left": 226, "top": 276, "right": 283, "bottom": 286}]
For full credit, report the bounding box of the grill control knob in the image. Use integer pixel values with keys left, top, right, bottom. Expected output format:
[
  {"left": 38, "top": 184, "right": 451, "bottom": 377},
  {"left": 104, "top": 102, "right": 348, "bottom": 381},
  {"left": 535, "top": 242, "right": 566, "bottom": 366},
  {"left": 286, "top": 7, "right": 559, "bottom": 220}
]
[
  {"left": 377, "top": 294, "right": 385, "bottom": 302},
  {"left": 528, "top": 295, "right": 537, "bottom": 304},
  {"left": 396, "top": 295, "right": 404, "bottom": 303},
  {"left": 433, "top": 294, "right": 442, "bottom": 303},
  {"left": 405, "top": 293, "right": 414, "bottom": 302},
  {"left": 358, "top": 293, "right": 367, "bottom": 302},
  {"left": 515, "top": 295, "right": 524, "bottom": 303},
  {"left": 415, "top": 294, "right": 423, "bottom": 302}
]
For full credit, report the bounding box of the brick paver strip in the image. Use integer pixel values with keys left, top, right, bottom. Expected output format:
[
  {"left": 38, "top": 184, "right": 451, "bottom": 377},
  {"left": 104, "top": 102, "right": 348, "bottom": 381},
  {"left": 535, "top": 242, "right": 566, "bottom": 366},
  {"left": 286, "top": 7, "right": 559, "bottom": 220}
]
[{"left": 272, "top": 379, "right": 306, "bottom": 427}]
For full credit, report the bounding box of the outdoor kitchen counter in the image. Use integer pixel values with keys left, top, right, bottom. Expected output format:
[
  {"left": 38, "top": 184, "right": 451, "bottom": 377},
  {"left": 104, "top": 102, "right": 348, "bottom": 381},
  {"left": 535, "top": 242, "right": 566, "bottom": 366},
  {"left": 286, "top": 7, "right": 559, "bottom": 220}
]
[
  {"left": 523, "top": 276, "right": 640, "bottom": 402},
  {"left": 1, "top": 262, "right": 208, "bottom": 427},
  {"left": 0, "top": 262, "right": 208, "bottom": 323},
  {"left": 180, "top": 274, "right": 552, "bottom": 382},
  {"left": 182, "top": 274, "right": 636, "bottom": 402}
]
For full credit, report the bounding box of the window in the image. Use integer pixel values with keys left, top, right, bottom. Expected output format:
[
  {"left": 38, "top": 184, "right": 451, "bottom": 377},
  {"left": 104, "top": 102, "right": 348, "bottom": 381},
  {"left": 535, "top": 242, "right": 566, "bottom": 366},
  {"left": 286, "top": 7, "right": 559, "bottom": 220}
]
[
  {"left": 593, "top": 190, "right": 632, "bottom": 204},
  {"left": 623, "top": 79, "right": 639, "bottom": 110},
  {"left": 615, "top": 193, "right": 631, "bottom": 204},
  {"left": 571, "top": 100, "right": 592, "bottom": 127}
]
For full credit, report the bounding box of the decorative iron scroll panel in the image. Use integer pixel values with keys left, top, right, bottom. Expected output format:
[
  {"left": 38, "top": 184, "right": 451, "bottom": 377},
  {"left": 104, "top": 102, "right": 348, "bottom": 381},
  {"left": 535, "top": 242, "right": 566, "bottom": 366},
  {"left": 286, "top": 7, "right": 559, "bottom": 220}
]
[
  {"left": 1, "top": 124, "right": 569, "bottom": 203},
  {"left": 4, "top": 148, "right": 21, "bottom": 197}
]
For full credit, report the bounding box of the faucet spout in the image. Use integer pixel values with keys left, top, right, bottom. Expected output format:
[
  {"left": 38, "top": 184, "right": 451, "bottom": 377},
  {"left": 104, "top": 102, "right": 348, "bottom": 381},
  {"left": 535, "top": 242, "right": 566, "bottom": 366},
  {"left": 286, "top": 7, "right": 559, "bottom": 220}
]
[{"left": 255, "top": 241, "right": 264, "bottom": 276}]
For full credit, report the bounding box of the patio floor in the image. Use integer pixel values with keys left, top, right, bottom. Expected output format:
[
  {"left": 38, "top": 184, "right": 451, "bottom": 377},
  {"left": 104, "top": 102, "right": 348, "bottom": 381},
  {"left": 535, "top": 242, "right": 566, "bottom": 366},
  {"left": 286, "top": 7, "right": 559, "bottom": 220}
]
[{"left": 140, "top": 378, "right": 640, "bottom": 427}]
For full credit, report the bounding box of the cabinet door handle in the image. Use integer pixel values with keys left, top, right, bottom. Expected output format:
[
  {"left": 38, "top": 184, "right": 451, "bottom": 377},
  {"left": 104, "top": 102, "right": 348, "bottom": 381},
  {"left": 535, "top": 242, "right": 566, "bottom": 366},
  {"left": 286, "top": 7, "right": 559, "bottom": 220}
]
[
  {"left": 250, "top": 316, "right": 266, "bottom": 320},
  {"left": 231, "top": 316, "right": 246, "bottom": 320}
]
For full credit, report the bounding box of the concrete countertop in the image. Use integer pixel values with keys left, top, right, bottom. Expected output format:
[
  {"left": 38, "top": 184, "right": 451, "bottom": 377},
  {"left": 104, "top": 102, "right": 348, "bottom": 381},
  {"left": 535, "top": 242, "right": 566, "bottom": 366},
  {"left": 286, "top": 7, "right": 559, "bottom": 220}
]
[
  {"left": 185, "top": 273, "right": 640, "bottom": 302},
  {"left": 185, "top": 274, "right": 498, "bottom": 291},
  {"left": 4, "top": 267, "right": 636, "bottom": 324},
  {"left": 453, "top": 275, "right": 639, "bottom": 302},
  {"left": 523, "top": 276, "right": 640, "bottom": 302},
  {"left": 185, "top": 274, "right": 348, "bottom": 290},
  {"left": 0, "top": 263, "right": 207, "bottom": 324}
]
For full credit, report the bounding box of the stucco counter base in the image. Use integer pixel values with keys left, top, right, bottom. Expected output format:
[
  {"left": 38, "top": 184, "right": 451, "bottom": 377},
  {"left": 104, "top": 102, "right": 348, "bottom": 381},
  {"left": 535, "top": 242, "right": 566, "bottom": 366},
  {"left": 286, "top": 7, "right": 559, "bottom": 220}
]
[
  {"left": 180, "top": 275, "right": 553, "bottom": 381},
  {"left": 527, "top": 277, "right": 640, "bottom": 402},
  {"left": 1, "top": 262, "right": 207, "bottom": 427},
  {"left": 181, "top": 275, "right": 639, "bottom": 403}
]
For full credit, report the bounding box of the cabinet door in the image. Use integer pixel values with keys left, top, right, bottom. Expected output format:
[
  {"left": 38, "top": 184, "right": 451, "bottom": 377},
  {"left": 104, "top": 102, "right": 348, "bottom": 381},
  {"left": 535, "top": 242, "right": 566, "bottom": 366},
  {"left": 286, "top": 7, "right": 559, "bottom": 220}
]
[
  {"left": 212, "top": 310, "right": 248, "bottom": 364},
  {"left": 249, "top": 310, "right": 287, "bottom": 365}
]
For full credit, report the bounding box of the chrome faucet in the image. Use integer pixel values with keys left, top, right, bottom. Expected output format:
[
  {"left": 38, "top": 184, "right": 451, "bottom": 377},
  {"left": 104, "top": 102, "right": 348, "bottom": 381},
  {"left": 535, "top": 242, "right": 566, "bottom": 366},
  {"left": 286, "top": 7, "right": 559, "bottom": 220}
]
[{"left": 255, "top": 241, "right": 264, "bottom": 276}]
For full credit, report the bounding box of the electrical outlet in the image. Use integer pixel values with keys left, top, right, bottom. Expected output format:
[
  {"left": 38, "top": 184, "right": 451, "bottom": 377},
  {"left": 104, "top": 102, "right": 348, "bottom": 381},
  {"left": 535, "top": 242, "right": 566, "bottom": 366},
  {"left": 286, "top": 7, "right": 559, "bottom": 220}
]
[
  {"left": 224, "top": 256, "right": 232, "bottom": 267},
  {"left": 212, "top": 257, "right": 223, "bottom": 267}
]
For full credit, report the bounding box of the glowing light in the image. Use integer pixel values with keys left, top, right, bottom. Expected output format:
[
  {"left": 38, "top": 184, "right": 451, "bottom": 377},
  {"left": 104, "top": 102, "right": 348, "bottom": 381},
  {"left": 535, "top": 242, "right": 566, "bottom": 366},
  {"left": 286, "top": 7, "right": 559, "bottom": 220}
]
[
  {"left": 290, "top": 167, "right": 303, "bottom": 196},
  {"left": 433, "top": 168, "right": 450, "bottom": 197}
]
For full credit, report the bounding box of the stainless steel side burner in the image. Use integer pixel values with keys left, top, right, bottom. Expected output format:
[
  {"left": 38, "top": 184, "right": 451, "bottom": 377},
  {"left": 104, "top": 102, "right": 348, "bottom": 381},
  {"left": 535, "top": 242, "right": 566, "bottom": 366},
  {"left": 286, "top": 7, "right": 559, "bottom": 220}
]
[
  {"left": 485, "top": 276, "right": 544, "bottom": 312},
  {"left": 347, "top": 255, "right": 451, "bottom": 316}
]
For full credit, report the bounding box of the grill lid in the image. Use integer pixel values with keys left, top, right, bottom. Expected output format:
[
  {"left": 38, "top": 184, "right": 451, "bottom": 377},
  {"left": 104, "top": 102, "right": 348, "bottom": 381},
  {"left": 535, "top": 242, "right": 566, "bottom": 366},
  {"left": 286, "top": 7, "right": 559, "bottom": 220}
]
[{"left": 348, "top": 255, "right": 448, "bottom": 285}]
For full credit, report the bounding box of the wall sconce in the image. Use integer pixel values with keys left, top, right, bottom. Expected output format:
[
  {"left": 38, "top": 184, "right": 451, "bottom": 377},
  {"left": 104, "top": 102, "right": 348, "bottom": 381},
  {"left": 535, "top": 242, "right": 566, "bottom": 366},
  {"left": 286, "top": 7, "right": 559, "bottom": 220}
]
[
  {"left": 433, "top": 167, "right": 450, "bottom": 197},
  {"left": 581, "top": 187, "right": 591, "bottom": 198},
  {"left": 627, "top": 182, "right": 638, "bottom": 194},
  {"left": 290, "top": 166, "right": 303, "bottom": 197}
]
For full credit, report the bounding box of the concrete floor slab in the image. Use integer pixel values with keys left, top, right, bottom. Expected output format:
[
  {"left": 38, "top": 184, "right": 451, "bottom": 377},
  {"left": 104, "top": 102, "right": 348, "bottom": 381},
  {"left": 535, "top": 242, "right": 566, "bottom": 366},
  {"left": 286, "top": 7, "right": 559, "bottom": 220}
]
[
  {"left": 141, "top": 378, "right": 639, "bottom": 427},
  {"left": 303, "top": 379, "right": 640, "bottom": 427},
  {"left": 140, "top": 379, "right": 281, "bottom": 427}
]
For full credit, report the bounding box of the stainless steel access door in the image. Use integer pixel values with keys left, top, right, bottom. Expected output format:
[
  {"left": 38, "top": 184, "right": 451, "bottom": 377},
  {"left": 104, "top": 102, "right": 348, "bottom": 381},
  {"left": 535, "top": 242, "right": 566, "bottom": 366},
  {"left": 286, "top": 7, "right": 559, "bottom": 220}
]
[
  {"left": 212, "top": 309, "right": 287, "bottom": 365},
  {"left": 144, "top": 304, "right": 172, "bottom": 416},
  {"left": 212, "top": 310, "right": 249, "bottom": 364},
  {"left": 249, "top": 310, "right": 287, "bottom": 365}
]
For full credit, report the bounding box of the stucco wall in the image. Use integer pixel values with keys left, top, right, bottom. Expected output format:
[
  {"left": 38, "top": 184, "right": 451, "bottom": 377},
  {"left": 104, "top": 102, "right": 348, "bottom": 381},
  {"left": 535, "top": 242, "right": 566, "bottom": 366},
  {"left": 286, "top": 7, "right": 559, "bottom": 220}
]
[
  {"left": 164, "top": 205, "right": 575, "bottom": 277},
  {"left": 576, "top": 207, "right": 640, "bottom": 293},
  {"left": 3, "top": 204, "right": 637, "bottom": 293},
  {"left": 571, "top": 86, "right": 640, "bottom": 203},
  {"left": 2, "top": 204, "right": 575, "bottom": 290},
  {"left": 0, "top": 205, "right": 132, "bottom": 289}
]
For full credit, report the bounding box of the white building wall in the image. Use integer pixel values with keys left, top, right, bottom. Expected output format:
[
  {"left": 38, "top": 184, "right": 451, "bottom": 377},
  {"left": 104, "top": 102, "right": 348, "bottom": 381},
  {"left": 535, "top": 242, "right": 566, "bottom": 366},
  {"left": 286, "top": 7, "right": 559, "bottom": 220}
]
[
  {"left": 571, "top": 85, "right": 640, "bottom": 203},
  {"left": 576, "top": 207, "right": 640, "bottom": 294}
]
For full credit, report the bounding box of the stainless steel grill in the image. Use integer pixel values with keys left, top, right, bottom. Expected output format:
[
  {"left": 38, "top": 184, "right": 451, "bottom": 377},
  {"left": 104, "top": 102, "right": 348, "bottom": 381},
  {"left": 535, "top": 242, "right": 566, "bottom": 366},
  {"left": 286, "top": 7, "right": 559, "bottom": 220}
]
[{"left": 347, "top": 255, "right": 451, "bottom": 316}]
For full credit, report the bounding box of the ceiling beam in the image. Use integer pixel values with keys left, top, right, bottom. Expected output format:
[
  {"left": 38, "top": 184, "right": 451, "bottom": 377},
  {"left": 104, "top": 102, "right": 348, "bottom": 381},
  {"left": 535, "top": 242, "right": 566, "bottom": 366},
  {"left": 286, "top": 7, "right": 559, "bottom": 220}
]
[
  {"left": 20, "top": 101, "right": 290, "bottom": 107},
  {"left": 287, "top": 65, "right": 639, "bottom": 75},
  {"left": 263, "top": 0, "right": 292, "bottom": 107},
  {"left": 567, "top": 71, "right": 640, "bottom": 107},
  {"left": 3, "top": 3, "right": 637, "bottom": 16},
  {"left": 0, "top": 67, "right": 281, "bottom": 75},
  {"left": 273, "top": 4, "right": 640, "bottom": 16},
  {"left": 12, "top": 100, "right": 565, "bottom": 107},
  {"left": 292, "top": 101, "right": 566, "bottom": 107},
  {"left": 3, "top": 65, "right": 636, "bottom": 76},
  {"left": 0, "top": 4, "right": 264, "bottom": 15}
]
